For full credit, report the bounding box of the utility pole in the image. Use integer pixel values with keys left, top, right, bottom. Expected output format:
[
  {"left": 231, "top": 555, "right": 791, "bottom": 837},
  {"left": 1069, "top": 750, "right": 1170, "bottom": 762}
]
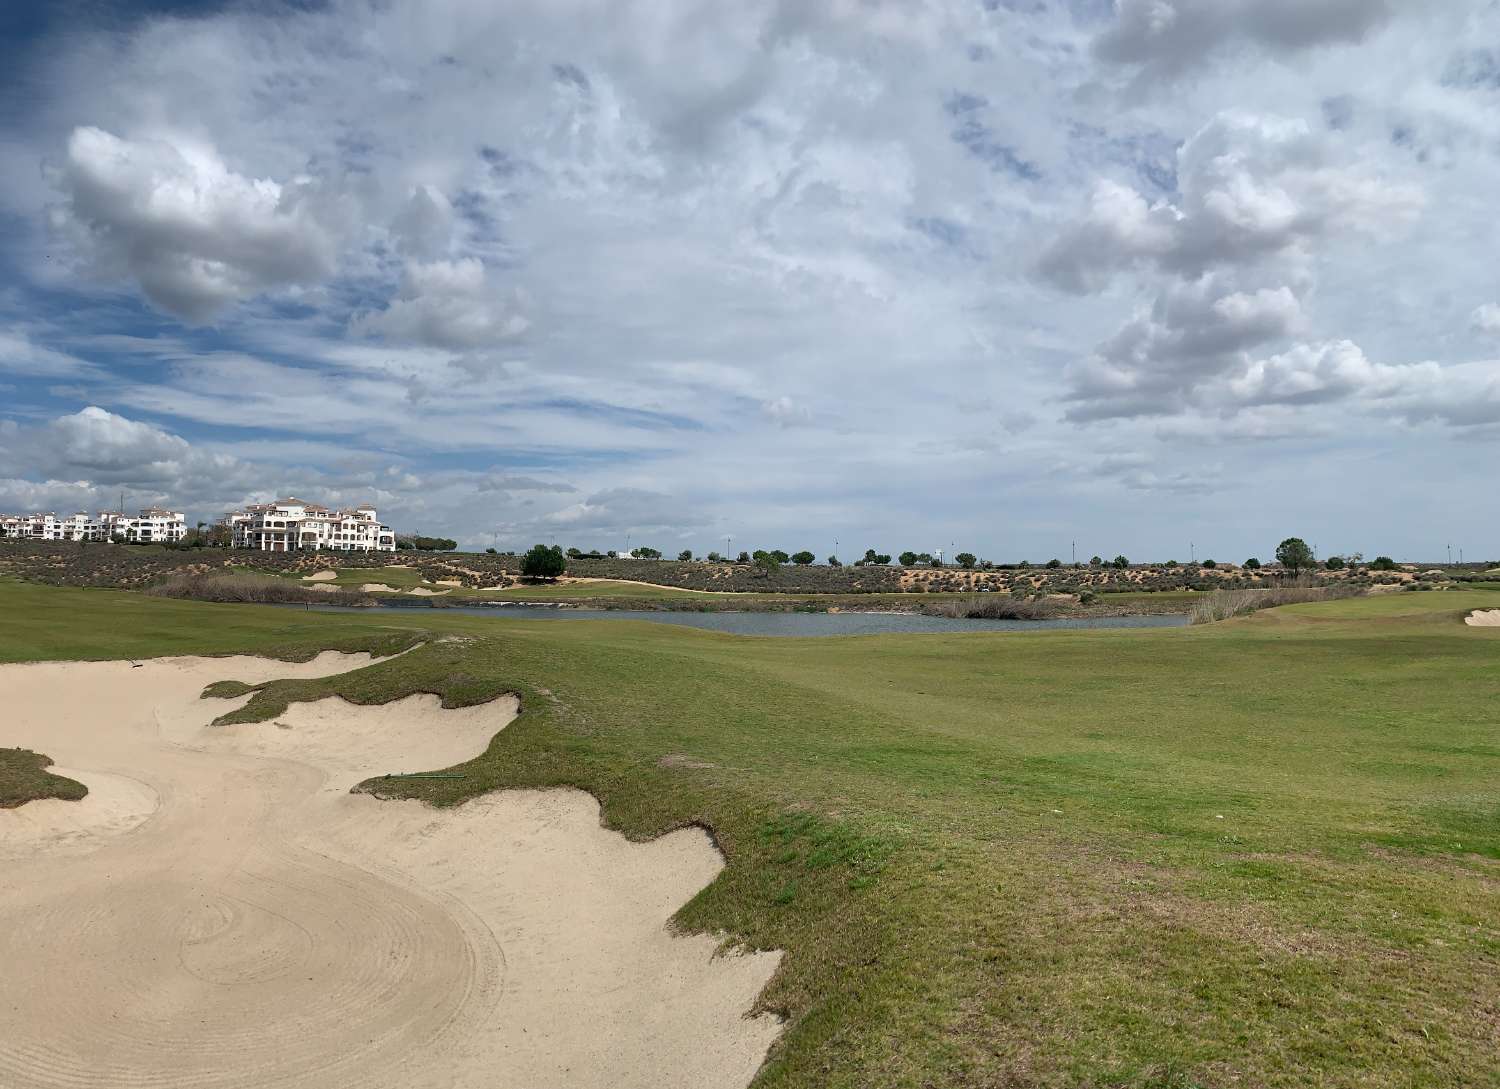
[
  {"left": 1190, "top": 541, "right": 1195, "bottom": 563},
  {"left": 1071, "top": 540, "right": 1075, "bottom": 564},
  {"left": 1447, "top": 543, "right": 1453, "bottom": 566}
]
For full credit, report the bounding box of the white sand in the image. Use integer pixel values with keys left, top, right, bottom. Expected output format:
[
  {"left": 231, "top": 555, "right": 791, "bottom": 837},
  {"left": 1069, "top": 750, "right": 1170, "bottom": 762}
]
[
  {"left": 0, "top": 654, "right": 781, "bottom": 1088},
  {"left": 360, "top": 582, "right": 399, "bottom": 592},
  {"left": 407, "top": 586, "right": 451, "bottom": 596},
  {"left": 301, "top": 569, "right": 339, "bottom": 581},
  {"left": 1465, "top": 609, "right": 1500, "bottom": 627}
]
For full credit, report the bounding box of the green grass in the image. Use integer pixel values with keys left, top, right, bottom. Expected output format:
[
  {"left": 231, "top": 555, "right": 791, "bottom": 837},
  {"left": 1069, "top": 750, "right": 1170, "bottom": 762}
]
[
  {"left": 4, "top": 581, "right": 1498, "bottom": 1087},
  {"left": 0, "top": 747, "right": 88, "bottom": 808}
]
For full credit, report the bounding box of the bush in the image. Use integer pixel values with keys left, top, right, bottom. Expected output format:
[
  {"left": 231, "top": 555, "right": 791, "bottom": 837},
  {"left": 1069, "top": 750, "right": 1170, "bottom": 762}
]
[
  {"left": 1201, "top": 559, "right": 1216, "bottom": 569},
  {"left": 146, "top": 573, "right": 367, "bottom": 606},
  {"left": 1189, "top": 581, "right": 1364, "bottom": 625},
  {"left": 923, "top": 595, "right": 1063, "bottom": 620},
  {"left": 521, "top": 543, "right": 566, "bottom": 580},
  {"left": 1325, "top": 555, "right": 1346, "bottom": 570},
  {"left": 1045, "top": 558, "right": 1062, "bottom": 569},
  {"left": 1370, "top": 556, "right": 1397, "bottom": 571},
  {"left": 678, "top": 550, "right": 693, "bottom": 561},
  {"left": 1244, "top": 557, "right": 1261, "bottom": 570}
]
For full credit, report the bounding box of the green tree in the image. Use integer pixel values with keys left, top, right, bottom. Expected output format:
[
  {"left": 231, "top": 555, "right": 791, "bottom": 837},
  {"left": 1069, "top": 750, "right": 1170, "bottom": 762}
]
[
  {"left": 1244, "top": 557, "right": 1261, "bottom": 570},
  {"left": 1089, "top": 555, "right": 1103, "bottom": 567},
  {"left": 706, "top": 551, "right": 723, "bottom": 562},
  {"left": 565, "top": 547, "right": 583, "bottom": 559},
  {"left": 752, "top": 550, "right": 780, "bottom": 575},
  {"left": 899, "top": 551, "right": 919, "bottom": 567},
  {"left": 631, "top": 546, "right": 662, "bottom": 559},
  {"left": 1324, "top": 555, "right": 1346, "bottom": 570},
  {"left": 1201, "top": 558, "right": 1216, "bottom": 568},
  {"left": 1112, "top": 555, "right": 1129, "bottom": 569},
  {"left": 955, "top": 552, "right": 977, "bottom": 569},
  {"left": 1045, "top": 558, "right": 1062, "bottom": 569},
  {"left": 770, "top": 549, "right": 790, "bottom": 564},
  {"left": 827, "top": 555, "right": 841, "bottom": 567},
  {"left": 1275, "top": 537, "right": 1315, "bottom": 577},
  {"left": 791, "top": 551, "right": 815, "bottom": 565},
  {"left": 736, "top": 551, "right": 751, "bottom": 564},
  {"left": 1370, "top": 555, "right": 1397, "bottom": 571},
  {"left": 520, "top": 543, "right": 566, "bottom": 580},
  {"left": 677, "top": 549, "right": 693, "bottom": 561}
]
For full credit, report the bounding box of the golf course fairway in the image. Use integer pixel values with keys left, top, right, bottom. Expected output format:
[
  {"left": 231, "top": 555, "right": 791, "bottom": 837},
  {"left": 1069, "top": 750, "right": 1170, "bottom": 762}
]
[{"left": 1, "top": 581, "right": 1496, "bottom": 1088}]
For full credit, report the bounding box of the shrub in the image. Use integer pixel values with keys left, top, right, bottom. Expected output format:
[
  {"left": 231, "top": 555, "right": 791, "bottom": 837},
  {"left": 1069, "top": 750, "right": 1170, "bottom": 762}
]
[
  {"left": 1370, "top": 556, "right": 1397, "bottom": 571},
  {"left": 1189, "top": 581, "right": 1364, "bottom": 624},
  {"left": 1244, "top": 557, "right": 1261, "bottom": 570},
  {"left": 146, "top": 572, "right": 367, "bottom": 606},
  {"left": 1325, "top": 555, "right": 1346, "bottom": 570},
  {"left": 827, "top": 555, "right": 841, "bottom": 567},
  {"left": 521, "top": 543, "right": 566, "bottom": 580},
  {"left": 678, "top": 550, "right": 693, "bottom": 561},
  {"left": 924, "top": 595, "right": 1063, "bottom": 620},
  {"left": 1045, "top": 558, "right": 1062, "bottom": 569},
  {"left": 1201, "top": 558, "right": 1216, "bottom": 568}
]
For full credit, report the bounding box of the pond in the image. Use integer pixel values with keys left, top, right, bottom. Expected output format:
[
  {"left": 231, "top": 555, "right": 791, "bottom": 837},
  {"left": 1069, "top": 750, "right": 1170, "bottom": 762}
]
[{"left": 299, "top": 603, "right": 1191, "bottom": 637}]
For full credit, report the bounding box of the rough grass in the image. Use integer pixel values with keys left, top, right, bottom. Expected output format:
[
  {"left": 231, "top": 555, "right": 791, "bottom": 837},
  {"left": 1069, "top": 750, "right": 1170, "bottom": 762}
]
[
  {"left": 920, "top": 593, "right": 1065, "bottom": 620},
  {"left": 1189, "top": 582, "right": 1366, "bottom": 624},
  {"left": 149, "top": 571, "right": 371, "bottom": 606},
  {"left": 0, "top": 747, "right": 88, "bottom": 808},
  {"left": 3, "top": 581, "right": 1499, "bottom": 1088}
]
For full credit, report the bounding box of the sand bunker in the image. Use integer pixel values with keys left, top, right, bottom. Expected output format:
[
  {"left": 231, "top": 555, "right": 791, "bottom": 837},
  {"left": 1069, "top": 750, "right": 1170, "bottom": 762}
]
[
  {"left": 0, "top": 654, "right": 780, "bottom": 1088},
  {"left": 301, "top": 570, "right": 338, "bottom": 582},
  {"left": 407, "top": 586, "right": 451, "bottom": 596},
  {"left": 360, "top": 582, "right": 398, "bottom": 592},
  {"left": 1465, "top": 610, "right": 1500, "bottom": 627}
]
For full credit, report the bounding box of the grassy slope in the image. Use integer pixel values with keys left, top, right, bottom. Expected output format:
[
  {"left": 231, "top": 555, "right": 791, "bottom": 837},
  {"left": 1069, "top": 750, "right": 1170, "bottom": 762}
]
[
  {"left": 5, "top": 582, "right": 1498, "bottom": 1088},
  {"left": 0, "top": 748, "right": 88, "bottom": 808}
]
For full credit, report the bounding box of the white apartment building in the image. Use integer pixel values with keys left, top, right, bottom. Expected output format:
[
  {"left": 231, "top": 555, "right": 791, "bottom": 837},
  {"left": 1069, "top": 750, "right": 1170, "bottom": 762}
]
[
  {"left": 225, "top": 498, "right": 396, "bottom": 553},
  {"left": 0, "top": 508, "right": 187, "bottom": 543}
]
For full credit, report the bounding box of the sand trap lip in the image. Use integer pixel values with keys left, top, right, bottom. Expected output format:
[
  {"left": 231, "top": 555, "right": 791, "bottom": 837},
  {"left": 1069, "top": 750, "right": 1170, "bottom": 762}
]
[
  {"left": 1465, "top": 609, "right": 1500, "bottom": 627},
  {"left": 0, "top": 654, "right": 781, "bottom": 1088}
]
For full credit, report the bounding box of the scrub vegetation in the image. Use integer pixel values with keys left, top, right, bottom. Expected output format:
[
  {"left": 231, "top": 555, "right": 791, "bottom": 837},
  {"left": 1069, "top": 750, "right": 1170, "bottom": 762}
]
[{"left": 2, "top": 580, "right": 1497, "bottom": 1087}]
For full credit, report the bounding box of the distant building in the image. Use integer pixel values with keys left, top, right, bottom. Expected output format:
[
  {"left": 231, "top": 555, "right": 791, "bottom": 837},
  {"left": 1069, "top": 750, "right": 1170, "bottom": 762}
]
[
  {"left": 224, "top": 498, "right": 396, "bottom": 553},
  {"left": 0, "top": 508, "right": 187, "bottom": 543}
]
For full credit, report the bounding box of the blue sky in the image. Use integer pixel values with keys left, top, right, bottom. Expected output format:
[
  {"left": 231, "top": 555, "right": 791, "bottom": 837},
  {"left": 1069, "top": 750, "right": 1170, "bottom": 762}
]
[{"left": 2, "top": 0, "right": 1498, "bottom": 562}]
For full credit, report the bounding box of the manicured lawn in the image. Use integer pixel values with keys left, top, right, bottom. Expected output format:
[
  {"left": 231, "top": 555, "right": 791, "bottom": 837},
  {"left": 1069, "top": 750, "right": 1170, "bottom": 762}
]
[{"left": 4, "top": 581, "right": 1497, "bottom": 1088}]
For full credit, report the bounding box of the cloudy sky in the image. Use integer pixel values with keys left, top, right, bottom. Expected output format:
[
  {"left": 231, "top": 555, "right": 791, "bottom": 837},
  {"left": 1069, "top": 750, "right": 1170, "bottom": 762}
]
[{"left": 2, "top": 0, "right": 1497, "bottom": 562}]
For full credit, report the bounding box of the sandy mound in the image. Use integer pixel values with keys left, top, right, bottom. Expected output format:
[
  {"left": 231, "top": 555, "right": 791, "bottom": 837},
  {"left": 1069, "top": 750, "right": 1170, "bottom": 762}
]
[
  {"left": 435, "top": 579, "right": 463, "bottom": 587},
  {"left": 1465, "top": 610, "right": 1500, "bottom": 627},
  {"left": 408, "top": 586, "right": 450, "bottom": 596},
  {"left": 0, "top": 654, "right": 780, "bottom": 1089},
  {"left": 360, "top": 582, "right": 398, "bottom": 593},
  {"left": 301, "top": 570, "right": 339, "bottom": 582}
]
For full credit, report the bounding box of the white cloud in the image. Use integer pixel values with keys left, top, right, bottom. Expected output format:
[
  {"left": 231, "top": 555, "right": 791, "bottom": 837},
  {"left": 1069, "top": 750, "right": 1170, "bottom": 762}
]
[
  {"left": 1039, "top": 112, "right": 1423, "bottom": 293},
  {"left": 48, "top": 127, "right": 345, "bottom": 321},
  {"left": 353, "top": 259, "right": 529, "bottom": 350},
  {"left": 1066, "top": 278, "right": 1303, "bottom": 419},
  {"left": 1471, "top": 303, "right": 1500, "bottom": 335}
]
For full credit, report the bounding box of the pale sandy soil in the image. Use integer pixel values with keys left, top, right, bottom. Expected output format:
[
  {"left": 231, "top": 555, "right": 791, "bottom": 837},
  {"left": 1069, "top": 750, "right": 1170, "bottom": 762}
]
[
  {"left": 360, "top": 582, "right": 399, "bottom": 592},
  {"left": 434, "top": 579, "right": 463, "bottom": 587},
  {"left": 301, "top": 570, "right": 338, "bottom": 581},
  {"left": 0, "top": 654, "right": 781, "bottom": 1089},
  {"left": 407, "top": 586, "right": 450, "bottom": 596},
  {"left": 1465, "top": 610, "right": 1500, "bottom": 627}
]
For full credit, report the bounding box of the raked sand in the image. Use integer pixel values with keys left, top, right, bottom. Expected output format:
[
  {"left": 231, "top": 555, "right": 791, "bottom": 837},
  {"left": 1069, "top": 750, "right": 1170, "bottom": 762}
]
[
  {"left": 0, "top": 653, "right": 781, "bottom": 1089},
  {"left": 1465, "top": 609, "right": 1500, "bottom": 627}
]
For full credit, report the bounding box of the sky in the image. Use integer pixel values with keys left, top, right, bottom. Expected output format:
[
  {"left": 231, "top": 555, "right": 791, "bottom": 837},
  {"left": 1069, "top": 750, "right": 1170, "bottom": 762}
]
[{"left": 1, "top": 0, "right": 1498, "bottom": 563}]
